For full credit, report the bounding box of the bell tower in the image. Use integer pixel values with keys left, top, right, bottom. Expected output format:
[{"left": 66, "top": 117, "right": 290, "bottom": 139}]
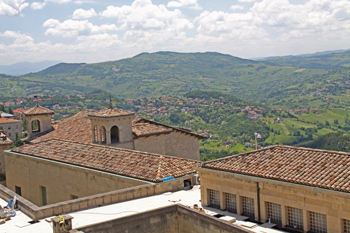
[
  {"left": 87, "top": 100, "right": 135, "bottom": 148},
  {"left": 23, "top": 98, "right": 54, "bottom": 138}
]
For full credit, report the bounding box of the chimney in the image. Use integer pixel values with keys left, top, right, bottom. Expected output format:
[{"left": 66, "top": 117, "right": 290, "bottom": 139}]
[{"left": 51, "top": 215, "right": 74, "bottom": 233}]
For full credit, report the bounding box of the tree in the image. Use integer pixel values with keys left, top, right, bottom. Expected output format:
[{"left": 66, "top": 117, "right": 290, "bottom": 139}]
[
  {"left": 0, "top": 105, "right": 5, "bottom": 112},
  {"left": 12, "top": 133, "right": 24, "bottom": 148},
  {"left": 334, "top": 119, "right": 339, "bottom": 125},
  {"left": 8, "top": 106, "right": 13, "bottom": 114},
  {"left": 325, "top": 120, "right": 330, "bottom": 126}
]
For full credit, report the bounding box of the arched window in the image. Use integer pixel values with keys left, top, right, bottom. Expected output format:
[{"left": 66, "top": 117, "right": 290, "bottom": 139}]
[
  {"left": 32, "top": 120, "right": 41, "bottom": 133},
  {"left": 94, "top": 125, "right": 99, "bottom": 142},
  {"left": 111, "top": 126, "right": 119, "bottom": 143},
  {"left": 100, "top": 126, "right": 106, "bottom": 144}
]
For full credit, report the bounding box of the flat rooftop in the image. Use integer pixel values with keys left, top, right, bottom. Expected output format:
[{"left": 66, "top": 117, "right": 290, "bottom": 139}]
[{"left": 0, "top": 186, "right": 285, "bottom": 233}]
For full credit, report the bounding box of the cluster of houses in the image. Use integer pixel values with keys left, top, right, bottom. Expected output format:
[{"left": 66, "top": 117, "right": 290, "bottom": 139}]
[
  {"left": 277, "top": 106, "right": 321, "bottom": 114},
  {"left": 0, "top": 98, "right": 27, "bottom": 107}
]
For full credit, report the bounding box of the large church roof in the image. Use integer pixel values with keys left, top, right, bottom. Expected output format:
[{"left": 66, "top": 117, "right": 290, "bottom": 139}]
[
  {"left": 24, "top": 109, "right": 204, "bottom": 144},
  {"left": 12, "top": 139, "right": 201, "bottom": 183}
]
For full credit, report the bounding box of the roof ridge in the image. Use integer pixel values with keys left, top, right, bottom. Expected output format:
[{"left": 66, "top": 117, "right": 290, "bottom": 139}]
[
  {"left": 140, "top": 118, "right": 205, "bottom": 139},
  {"left": 276, "top": 144, "right": 350, "bottom": 155},
  {"left": 202, "top": 145, "right": 279, "bottom": 164}
]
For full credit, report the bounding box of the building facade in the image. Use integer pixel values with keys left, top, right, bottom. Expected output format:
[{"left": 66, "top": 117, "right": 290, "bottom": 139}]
[
  {"left": 5, "top": 139, "right": 201, "bottom": 206},
  {"left": 0, "top": 116, "right": 22, "bottom": 140},
  {"left": 198, "top": 145, "right": 350, "bottom": 233}
]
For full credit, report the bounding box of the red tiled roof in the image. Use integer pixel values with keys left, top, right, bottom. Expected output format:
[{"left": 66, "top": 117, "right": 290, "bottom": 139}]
[
  {"left": 27, "top": 110, "right": 95, "bottom": 144},
  {"left": 27, "top": 110, "right": 204, "bottom": 143},
  {"left": 201, "top": 145, "right": 350, "bottom": 193},
  {"left": 133, "top": 123, "right": 173, "bottom": 137},
  {"left": 12, "top": 139, "right": 201, "bottom": 182},
  {"left": 23, "top": 106, "right": 54, "bottom": 116},
  {"left": 134, "top": 118, "right": 206, "bottom": 139},
  {"left": 0, "top": 118, "right": 21, "bottom": 123},
  {"left": 87, "top": 108, "right": 134, "bottom": 118}
]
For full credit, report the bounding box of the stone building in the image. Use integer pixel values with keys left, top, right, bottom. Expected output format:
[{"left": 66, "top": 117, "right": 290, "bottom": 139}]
[
  {"left": 0, "top": 131, "right": 12, "bottom": 175},
  {"left": 0, "top": 114, "right": 22, "bottom": 140},
  {"left": 23, "top": 103, "right": 204, "bottom": 161},
  {"left": 197, "top": 145, "right": 350, "bottom": 233},
  {"left": 5, "top": 139, "right": 200, "bottom": 206},
  {"left": 22, "top": 104, "right": 54, "bottom": 139},
  {"left": 0, "top": 103, "right": 204, "bottom": 206}
]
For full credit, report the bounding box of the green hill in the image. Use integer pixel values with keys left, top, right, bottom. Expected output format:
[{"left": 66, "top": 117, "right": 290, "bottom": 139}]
[
  {"left": 1, "top": 51, "right": 350, "bottom": 109},
  {"left": 262, "top": 50, "right": 350, "bottom": 69}
]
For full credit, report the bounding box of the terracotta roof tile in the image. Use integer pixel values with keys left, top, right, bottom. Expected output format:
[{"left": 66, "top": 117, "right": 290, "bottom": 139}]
[
  {"left": 202, "top": 145, "right": 350, "bottom": 193},
  {"left": 23, "top": 106, "right": 54, "bottom": 116},
  {"left": 87, "top": 108, "right": 134, "bottom": 118},
  {"left": 27, "top": 110, "right": 203, "bottom": 143},
  {"left": 133, "top": 123, "right": 173, "bottom": 137},
  {"left": 12, "top": 139, "right": 201, "bottom": 182},
  {"left": 0, "top": 118, "right": 21, "bottom": 124}
]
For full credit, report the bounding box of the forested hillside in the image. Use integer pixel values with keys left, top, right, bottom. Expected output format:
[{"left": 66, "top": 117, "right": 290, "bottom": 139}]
[
  {"left": 262, "top": 50, "right": 350, "bottom": 69},
  {"left": 1, "top": 51, "right": 349, "bottom": 109}
]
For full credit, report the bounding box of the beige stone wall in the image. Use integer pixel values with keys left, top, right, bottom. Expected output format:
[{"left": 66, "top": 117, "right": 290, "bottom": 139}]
[
  {"left": 5, "top": 151, "right": 148, "bottom": 206},
  {"left": 90, "top": 116, "right": 134, "bottom": 146},
  {"left": 26, "top": 115, "right": 52, "bottom": 137},
  {"left": 0, "top": 122, "right": 22, "bottom": 140},
  {"left": 134, "top": 134, "right": 167, "bottom": 155},
  {"left": 134, "top": 132, "right": 200, "bottom": 161},
  {"left": 198, "top": 167, "right": 350, "bottom": 233},
  {"left": 76, "top": 205, "right": 250, "bottom": 233},
  {"left": 0, "top": 144, "right": 11, "bottom": 175},
  {"left": 165, "top": 132, "right": 200, "bottom": 160}
]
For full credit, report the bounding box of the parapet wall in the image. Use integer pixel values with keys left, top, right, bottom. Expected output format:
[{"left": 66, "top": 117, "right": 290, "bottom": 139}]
[
  {"left": 0, "top": 174, "right": 194, "bottom": 220},
  {"left": 76, "top": 204, "right": 251, "bottom": 233}
]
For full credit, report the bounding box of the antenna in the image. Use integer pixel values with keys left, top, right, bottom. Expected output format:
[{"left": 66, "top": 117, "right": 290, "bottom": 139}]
[
  {"left": 34, "top": 95, "right": 39, "bottom": 107},
  {"left": 108, "top": 94, "right": 113, "bottom": 109}
]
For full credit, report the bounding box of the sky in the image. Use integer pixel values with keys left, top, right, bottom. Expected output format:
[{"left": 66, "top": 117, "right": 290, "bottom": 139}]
[{"left": 0, "top": 0, "right": 350, "bottom": 65}]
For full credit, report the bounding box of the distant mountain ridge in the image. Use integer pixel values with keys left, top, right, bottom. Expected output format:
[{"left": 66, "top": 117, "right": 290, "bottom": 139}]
[
  {"left": 0, "top": 61, "right": 61, "bottom": 76},
  {"left": 259, "top": 49, "right": 350, "bottom": 69}
]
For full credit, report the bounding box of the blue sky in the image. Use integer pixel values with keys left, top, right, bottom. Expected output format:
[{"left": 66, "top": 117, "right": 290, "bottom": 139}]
[{"left": 0, "top": 0, "right": 350, "bottom": 65}]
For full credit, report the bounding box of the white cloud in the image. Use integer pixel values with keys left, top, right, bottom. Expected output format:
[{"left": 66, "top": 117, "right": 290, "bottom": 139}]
[
  {"left": 31, "top": 2, "right": 46, "bottom": 10},
  {"left": 238, "top": 0, "right": 259, "bottom": 2},
  {"left": 230, "top": 5, "right": 244, "bottom": 11},
  {"left": 167, "top": 0, "right": 201, "bottom": 10},
  {"left": 99, "top": 0, "right": 194, "bottom": 32},
  {"left": 42, "top": 18, "right": 60, "bottom": 27},
  {"left": 195, "top": 10, "right": 254, "bottom": 34},
  {"left": 0, "top": 30, "right": 34, "bottom": 44},
  {"left": 72, "top": 8, "right": 97, "bottom": 19},
  {"left": 0, "top": 0, "right": 28, "bottom": 16},
  {"left": 74, "top": 0, "right": 95, "bottom": 4},
  {"left": 43, "top": 19, "right": 117, "bottom": 37},
  {"left": 45, "top": 0, "right": 71, "bottom": 3}
]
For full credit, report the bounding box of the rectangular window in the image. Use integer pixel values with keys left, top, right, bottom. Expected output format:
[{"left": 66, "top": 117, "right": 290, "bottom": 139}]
[
  {"left": 15, "top": 186, "right": 21, "bottom": 196},
  {"left": 310, "top": 211, "right": 327, "bottom": 233},
  {"left": 242, "top": 196, "right": 255, "bottom": 218},
  {"left": 208, "top": 189, "right": 220, "bottom": 209},
  {"left": 225, "top": 193, "right": 237, "bottom": 213},
  {"left": 8, "top": 127, "right": 11, "bottom": 130},
  {"left": 41, "top": 186, "right": 47, "bottom": 206},
  {"left": 344, "top": 219, "right": 350, "bottom": 233},
  {"left": 267, "top": 202, "right": 282, "bottom": 224},
  {"left": 8, "top": 133, "right": 11, "bottom": 137},
  {"left": 287, "top": 206, "right": 303, "bottom": 229}
]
